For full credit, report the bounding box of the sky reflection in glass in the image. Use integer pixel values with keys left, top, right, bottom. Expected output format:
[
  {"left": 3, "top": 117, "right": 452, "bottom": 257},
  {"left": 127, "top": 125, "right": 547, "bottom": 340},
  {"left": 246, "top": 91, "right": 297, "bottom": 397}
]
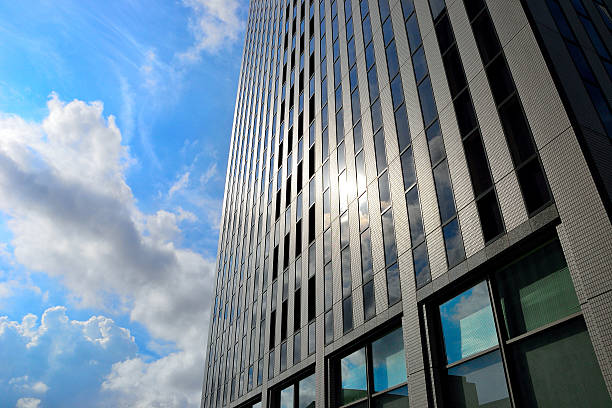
[
  {"left": 340, "top": 348, "right": 368, "bottom": 404},
  {"left": 439, "top": 281, "right": 498, "bottom": 364},
  {"left": 372, "top": 328, "right": 407, "bottom": 391}
]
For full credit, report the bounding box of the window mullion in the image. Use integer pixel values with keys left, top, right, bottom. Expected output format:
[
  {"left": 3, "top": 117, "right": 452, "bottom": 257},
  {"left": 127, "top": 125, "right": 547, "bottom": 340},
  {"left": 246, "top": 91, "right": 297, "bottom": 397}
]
[{"left": 486, "top": 278, "right": 518, "bottom": 408}]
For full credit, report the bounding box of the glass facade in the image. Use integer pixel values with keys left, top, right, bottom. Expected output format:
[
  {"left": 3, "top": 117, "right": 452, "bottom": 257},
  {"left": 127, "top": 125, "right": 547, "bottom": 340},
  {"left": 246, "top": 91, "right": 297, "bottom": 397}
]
[{"left": 201, "top": 0, "right": 612, "bottom": 406}]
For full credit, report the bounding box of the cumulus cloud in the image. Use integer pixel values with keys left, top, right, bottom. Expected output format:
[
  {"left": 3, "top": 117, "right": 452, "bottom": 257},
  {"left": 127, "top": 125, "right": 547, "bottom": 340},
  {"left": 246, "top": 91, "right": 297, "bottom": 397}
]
[
  {"left": 16, "top": 398, "right": 41, "bottom": 408},
  {"left": 180, "top": 0, "right": 245, "bottom": 60},
  {"left": 0, "top": 307, "right": 136, "bottom": 407},
  {"left": 0, "top": 95, "right": 216, "bottom": 406}
]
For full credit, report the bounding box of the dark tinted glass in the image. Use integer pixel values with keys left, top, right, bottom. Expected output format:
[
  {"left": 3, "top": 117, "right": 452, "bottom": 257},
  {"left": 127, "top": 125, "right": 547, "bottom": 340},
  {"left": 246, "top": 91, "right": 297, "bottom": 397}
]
[
  {"left": 386, "top": 262, "right": 401, "bottom": 305},
  {"left": 443, "top": 46, "right": 467, "bottom": 98},
  {"left": 343, "top": 296, "right": 354, "bottom": 333},
  {"left": 486, "top": 56, "right": 514, "bottom": 106},
  {"left": 383, "top": 18, "right": 394, "bottom": 46},
  {"left": 340, "top": 211, "right": 350, "bottom": 249},
  {"left": 463, "top": 0, "right": 485, "bottom": 21},
  {"left": 546, "top": 0, "right": 575, "bottom": 41},
  {"left": 348, "top": 37, "right": 357, "bottom": 66},
  {"left": 476, "top": 190, "right": 504, "bottom": 242},
  {"left": 337, "top": 109, "right": 345, "bottom": 142},
  {"left": 372, "top": 386, "right": 409, "bottom": 407},
  {"left": 359, "top": 194, "right": 369, "bottom": 231},
  {"left": 294, "top": 332, "right": 301, "bottom": 364},
  {"left": 405, "top": 187, "right": 424, "bottom": 245},
  {"left": 352, "top": 89, "right": 361, "bottom": 124},
  {"left": 342, "top": 247, "right": 352, "bottom": 298},
  {"left": 395, "top": 105, "right": 411, "bottom": 151},
  {"left": 453, "top": 90, "right": 478, "bottom": 136},
  {"left": 361, "top": 229, "right": 374, "bottom": 282},
  {"left": 379, "top": 171, "right": 392, "bottom": 211},
  {"left": 517, "top": 158, "right": 551, "bottom": 214},
  {"left": 382, "top": 209, "right": 398, "bottom": 265},
  {"left": 472, "top": 12, "right": 501, "bottom": 65},
  {"left": 464, "top": 131, "right": 493, "bottom": 196},
  {"left": 356, "top": 152, "right": 367, "bottom": 196},
  {"left": 401, "top": 0, "right": 414, "bottom": 17},
  {"left": 366, "top": 43, "right": 376, "bottom": 69},
  {"left": 400, "top": 148, "right": 416, "bottom": 191},
  {"left": 371, "top": 99, "right": 383, "bottom": 132},
  {"left": 368, "top": 66, "right": 380, "bottom": 102},
  {"left": 412, "top": 46, "right": 427, "bottom": 84},
  {"left": 406, "top": 14, "right": 422, "bottom": 50},
  {"left": 354, "top": 120, "right": 363, "bottom": 152},
  {"left": 386, "top": 41, "right": 400, "bottom": 80},
  {"left": 510, "top": 319, "right": 610, "bottom": 408},
  {"left": 426, "top": 120, "right": 445, "bottom": 165},
  {"left": 374, "top": 128, "right": 387, "bottom": 172},
  {"left": 325, "top": 262, "right": 333, "bottom": 310},
  {"left": 390, "top": 76, "right": 404, "bottom": 109},
  {"left": 443, "top": 218, "right": 465, "bottom": 268},
  {"left": 585, "top": 82, "right": 612, "bottom": 136},
  {"left": 308, "top": 321, "right": 315, "bottom": 354},
  {"left": 435, "top": 12, "right": 454, "bottom": 53},
  {"left": 446, "top": 350, "right": 511, "bottom": 408},
  {"left": 498, "top": 95, "right": 536, "bottom": 165},
  {"left": 433, "top": 160, "right": 456, "bottom": 223},
  {"left": 413, "top": 241, "right": 431, "bottom": 288},
  {"left": 363, "top": 280, "right": 376, "bottom": 320},
  {"left": 418, "top": 76, "right": 437, "bottom": 126},
  {"left": 363, "top": 15, "right": 373, "bottom": 45},
  {"left": 429, "top": 0, "right": 446, "bottom": 20},
  {"left": 379, "top": 0, "right": 391, "bottom": 21},
  {"left": 325, "top": 310, "right": 334, "bottom": 344}
]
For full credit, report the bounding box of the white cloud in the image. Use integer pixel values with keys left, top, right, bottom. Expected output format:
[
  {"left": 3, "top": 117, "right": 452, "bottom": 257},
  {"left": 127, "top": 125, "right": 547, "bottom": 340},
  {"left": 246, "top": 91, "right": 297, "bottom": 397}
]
[
  {"left": 180, "top": 0, "right": 245, "bottom": 60},
  {"left": 1, "top": 307, "right": 136, "bottom": 407},
  {"left": 169, "top": 171, "right": 190, "bottom": 198},
  {"left": 0, "top": 95, "right": 216, "bottom": 406},
  {"left": 16, "top": 398, "right": 41, "bottom": 408}
]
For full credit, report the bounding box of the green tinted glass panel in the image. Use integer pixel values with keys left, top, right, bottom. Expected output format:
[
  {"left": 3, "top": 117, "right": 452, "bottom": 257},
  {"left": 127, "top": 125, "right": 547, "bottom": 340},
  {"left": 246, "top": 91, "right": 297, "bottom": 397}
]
[
  {"left": 511, "top": 319, "right": 611, "bottom": 407},
  {"left": 440, "top": 281, "right": 498, "bottom": 364},
  {"left": 299, "top": 374, "right": 316, "bottom": 408},
  {"left": 495, "top": 240, "right": 580, "bottom": 338},
  {"left": 373, "top": 386, "right": 409, "bottom": 408},
  {"left": 372, "top": 328, "right": 407, "bottom": 391},
  {"left": 446, "top": 350, "right": 511, "bottom": 408}
]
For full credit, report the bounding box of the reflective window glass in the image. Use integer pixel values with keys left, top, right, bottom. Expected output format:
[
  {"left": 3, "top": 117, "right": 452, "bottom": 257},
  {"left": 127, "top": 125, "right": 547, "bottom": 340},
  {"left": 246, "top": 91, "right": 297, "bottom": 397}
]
[
  {"left": 340, "top": 348, "right": 368, "bottom": 404},
  {"left": 443, "top": 218, "right": 465, "bottom": 268},
  {"left": 413, "top": 241, "right": 430, "bottom": 288},
  {"left": 361, "top": 229, "right": 373, "bottom": 282},
  {"left": 372, "top": 328, "right": 407, "bottom": 391},
  {"left": 280, "top": 384, "right": 294, "bottom": 408},
  {"left": 372, "top": 385, "right": 409, "bottom": 408},
  {"left": 439, "top": 281, "right": 498, "bottom": 364},
  {"left": 446, "top": 350, "right": 511, "bottom": 408},
  {"left": 298, "top": 374, "right": 316, "bottom": 408}
]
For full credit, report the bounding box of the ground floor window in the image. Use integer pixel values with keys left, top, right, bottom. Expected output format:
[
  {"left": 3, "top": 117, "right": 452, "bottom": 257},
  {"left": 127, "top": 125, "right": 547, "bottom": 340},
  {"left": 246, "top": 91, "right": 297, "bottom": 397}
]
[
  {"left": 437, "top": 239, "right": 610, "bottom": 407},
  {"left": 334, "top": 326, "right": 409, "bottom": 407},
  {"left": 272, "top": 371, "right": 315, "bottom": 408}
]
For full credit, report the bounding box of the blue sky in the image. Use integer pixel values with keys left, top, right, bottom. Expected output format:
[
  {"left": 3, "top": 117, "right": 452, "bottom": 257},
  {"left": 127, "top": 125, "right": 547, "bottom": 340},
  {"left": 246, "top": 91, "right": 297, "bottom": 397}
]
[{"left": 0, "top": 0, "right": 247, "bottom": 406}]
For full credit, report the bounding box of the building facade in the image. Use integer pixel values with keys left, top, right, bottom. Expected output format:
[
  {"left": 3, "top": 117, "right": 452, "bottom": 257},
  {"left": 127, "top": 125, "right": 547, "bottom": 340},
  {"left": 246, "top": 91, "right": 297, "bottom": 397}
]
[{"left": 201, "top": 0, "right": 612, "bottom": 406}]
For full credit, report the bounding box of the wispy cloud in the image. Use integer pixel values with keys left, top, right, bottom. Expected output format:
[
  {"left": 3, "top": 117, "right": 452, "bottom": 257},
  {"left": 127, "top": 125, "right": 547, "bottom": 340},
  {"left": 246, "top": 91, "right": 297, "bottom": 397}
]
[
  {"left": 180, "top": 0, "right": 246, "bottom": 60},
  {"left": 169, "top": 171, "right": 190, "bottom": 198}
]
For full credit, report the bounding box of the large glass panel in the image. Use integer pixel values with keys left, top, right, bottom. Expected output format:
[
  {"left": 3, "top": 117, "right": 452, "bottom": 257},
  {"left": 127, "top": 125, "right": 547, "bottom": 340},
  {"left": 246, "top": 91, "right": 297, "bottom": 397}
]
[
  {"left": 373, "top": 386, "right": 409, "bottom": 408},
  {"left": 381, "top": 209, "right": 398, "bottom": 265},
  {"left": 495, "top": 240, "right": 580, "bottom": 338},
  {"left": 443, "top": 218, "right": 465, "bottom": 268},
  {"left": 386, "top": 262, "right": 401, "bottom": 306},
  {"left": 446, "top": 350, "right": 511, "bottom": 408},
  {"left": 361, "top": 229, "right": 374, "bottom": 282},
  {"left": 280, "top": 384, "right": 295, "bottom": 408},
  {"left": 433, "top": 159, "right": 456, "bottom": 223},
  {"left": 340, "top": 348, "right": 368, "bottom": 404},
  {"left": 510, "top": 319, "right": 611, "bottom": 408},
  {"left": 418, "top": 76, "right": 437, "bottom": 127},
  {"left": 325, "top": 310, "right": 334, "bottom": 345},
  {"left": 372, "top": 328, "right": 407, "bottom": 391},
  {"left": 440, "top": 281, "right": 498, "bottom": 364},
  {"left": 413, "top": 241, "right": 430, "bottom": 288},
  {"left": 299, "top": 374, "right": 316, "bottom": 408},
  {"left": 406, "top": 187, "right": 424, "bottom": 245},
  {"left": 363, "top": 280, "right": 376, "bottom": 320}
]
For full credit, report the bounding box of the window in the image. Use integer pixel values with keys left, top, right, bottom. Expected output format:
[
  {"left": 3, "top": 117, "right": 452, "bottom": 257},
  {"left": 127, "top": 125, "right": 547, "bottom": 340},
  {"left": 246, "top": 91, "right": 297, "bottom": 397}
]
[
  {"left": 272, "top": 372, "right": 316, "bottom": 408},
  {"left": 436, "top": 239, "right": 610, "bottom": 408},
  {"left": 335, "top": 327, "right": 408, "bottom": 407}
]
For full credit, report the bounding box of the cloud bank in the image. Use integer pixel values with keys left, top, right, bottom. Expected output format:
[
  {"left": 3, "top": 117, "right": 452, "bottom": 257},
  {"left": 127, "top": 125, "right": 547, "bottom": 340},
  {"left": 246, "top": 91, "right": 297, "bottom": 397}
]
[{"left": 0, "top": 95, "right": 216, "bottom": 406}]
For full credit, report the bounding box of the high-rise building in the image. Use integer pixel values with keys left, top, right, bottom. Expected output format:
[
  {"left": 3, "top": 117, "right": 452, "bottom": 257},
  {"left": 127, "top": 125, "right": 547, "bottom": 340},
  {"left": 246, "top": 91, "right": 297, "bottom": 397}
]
[{"left": 201, "top": 0, "right": 612, "bottom": 406}]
